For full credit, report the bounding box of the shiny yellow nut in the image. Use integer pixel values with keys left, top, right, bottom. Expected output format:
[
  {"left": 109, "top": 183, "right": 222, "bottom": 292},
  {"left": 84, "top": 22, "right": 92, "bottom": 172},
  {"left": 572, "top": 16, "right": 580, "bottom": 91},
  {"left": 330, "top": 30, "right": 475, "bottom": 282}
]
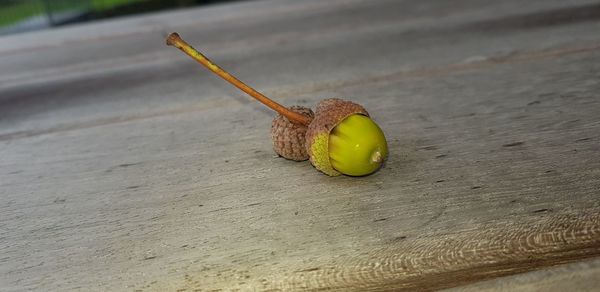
[{"left": 328, "top": 114, "right": 388, "bottom": 176}]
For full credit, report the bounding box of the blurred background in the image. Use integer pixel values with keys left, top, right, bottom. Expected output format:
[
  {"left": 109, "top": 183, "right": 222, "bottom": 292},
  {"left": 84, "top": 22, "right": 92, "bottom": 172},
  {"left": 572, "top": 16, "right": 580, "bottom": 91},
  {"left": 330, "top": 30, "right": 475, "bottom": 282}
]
[{"left": 0, "top": 0, "right": 240, "bottom": 35}]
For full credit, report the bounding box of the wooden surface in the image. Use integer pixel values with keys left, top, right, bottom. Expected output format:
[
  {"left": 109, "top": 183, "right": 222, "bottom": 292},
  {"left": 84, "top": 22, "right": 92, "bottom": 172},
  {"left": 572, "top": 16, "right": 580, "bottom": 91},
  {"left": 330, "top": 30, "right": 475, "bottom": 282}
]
[
  {"left": 1, "top": 0, "right": 600, "bottom": 291},
  {"left": 447, "top": 257, "right": 600, "bottom": 291}
]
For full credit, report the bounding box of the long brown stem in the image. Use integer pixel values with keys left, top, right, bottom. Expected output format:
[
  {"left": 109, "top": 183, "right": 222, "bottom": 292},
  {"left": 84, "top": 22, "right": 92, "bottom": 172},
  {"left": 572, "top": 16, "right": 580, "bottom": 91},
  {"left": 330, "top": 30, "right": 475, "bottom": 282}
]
[{"left": 166, "top": 32, "right": 311, "bottom": 126}]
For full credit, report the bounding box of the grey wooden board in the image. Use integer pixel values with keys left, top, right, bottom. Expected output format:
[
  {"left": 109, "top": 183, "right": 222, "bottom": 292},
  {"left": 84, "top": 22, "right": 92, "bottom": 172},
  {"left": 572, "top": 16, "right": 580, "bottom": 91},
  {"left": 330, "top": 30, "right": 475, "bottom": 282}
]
[
  {"left": 445, "top": 257, "right": 600, "bottom": 292},
  {"left": 1, "top": 0, "right": 600, "bottom": 291}
]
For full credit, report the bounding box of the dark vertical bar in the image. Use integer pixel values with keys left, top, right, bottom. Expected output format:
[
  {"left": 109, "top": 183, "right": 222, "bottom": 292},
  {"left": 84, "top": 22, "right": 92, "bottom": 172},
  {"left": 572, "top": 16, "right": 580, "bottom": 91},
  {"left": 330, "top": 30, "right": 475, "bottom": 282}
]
[{"left": 40, "top": 0, "right": 55, "bottom": 26}]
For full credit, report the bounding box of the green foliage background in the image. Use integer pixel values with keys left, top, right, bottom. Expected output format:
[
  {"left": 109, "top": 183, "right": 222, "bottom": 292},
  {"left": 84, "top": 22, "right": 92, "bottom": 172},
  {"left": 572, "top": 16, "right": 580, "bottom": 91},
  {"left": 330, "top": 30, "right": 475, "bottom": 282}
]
[{"left": 0, "top": 0, "right": 220, "bottom": 28}]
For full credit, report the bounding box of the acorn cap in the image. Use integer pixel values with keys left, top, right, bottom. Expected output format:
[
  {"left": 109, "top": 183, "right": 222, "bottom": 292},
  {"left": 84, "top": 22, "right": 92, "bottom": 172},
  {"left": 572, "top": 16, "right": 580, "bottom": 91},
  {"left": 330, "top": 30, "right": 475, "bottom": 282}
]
[
  {"left": 271, "top": 106, "right": 314, "bottom": 161},
  {"left": 305, "top": 98, "right": 369, "bottom": 176}
]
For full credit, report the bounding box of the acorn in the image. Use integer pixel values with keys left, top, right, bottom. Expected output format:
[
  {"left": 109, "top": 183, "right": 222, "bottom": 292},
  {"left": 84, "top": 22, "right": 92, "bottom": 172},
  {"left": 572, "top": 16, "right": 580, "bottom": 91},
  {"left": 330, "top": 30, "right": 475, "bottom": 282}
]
[
  {"left": 306, "top": 98, "right": 388, "bottom": 176},
  {"left": 166, "top": 33, "right": 388, "bottom": 176}
]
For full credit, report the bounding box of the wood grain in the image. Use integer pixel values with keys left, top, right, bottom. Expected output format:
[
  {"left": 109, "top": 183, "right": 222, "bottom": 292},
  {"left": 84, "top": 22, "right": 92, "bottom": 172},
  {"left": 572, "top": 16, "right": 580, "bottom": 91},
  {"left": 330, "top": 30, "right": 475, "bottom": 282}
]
[{"left": 447, "top": 257, "right": 600, "bottom": 291}]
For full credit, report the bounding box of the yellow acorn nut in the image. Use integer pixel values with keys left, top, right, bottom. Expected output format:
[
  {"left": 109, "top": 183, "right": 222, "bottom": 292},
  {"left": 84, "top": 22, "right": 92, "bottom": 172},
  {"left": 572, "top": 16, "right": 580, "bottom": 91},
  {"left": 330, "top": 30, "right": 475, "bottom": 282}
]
[
  {"left": 306, "top": 98, "right": 388, "bottom": 176},
  {"left": 329, "top": 114, "right": 388, "bottom": 176}
]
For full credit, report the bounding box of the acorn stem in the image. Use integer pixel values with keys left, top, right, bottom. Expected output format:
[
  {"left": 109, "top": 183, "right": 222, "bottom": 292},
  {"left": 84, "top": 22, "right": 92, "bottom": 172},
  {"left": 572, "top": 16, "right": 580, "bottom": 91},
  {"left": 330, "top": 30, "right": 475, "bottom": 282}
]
[{"left": 166, "top": 32, "right": 311, "bottom": 126}]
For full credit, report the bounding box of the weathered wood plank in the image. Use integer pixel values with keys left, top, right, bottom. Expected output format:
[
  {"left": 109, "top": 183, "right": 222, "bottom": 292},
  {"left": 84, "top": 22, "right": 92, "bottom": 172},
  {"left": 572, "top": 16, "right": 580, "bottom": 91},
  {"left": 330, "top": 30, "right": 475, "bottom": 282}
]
[
  {"left": 1, "top": 0, "right": 600, "bottom": 291},
  {"left": 446, "top": 257, "right": 600, "bottom": 292}
]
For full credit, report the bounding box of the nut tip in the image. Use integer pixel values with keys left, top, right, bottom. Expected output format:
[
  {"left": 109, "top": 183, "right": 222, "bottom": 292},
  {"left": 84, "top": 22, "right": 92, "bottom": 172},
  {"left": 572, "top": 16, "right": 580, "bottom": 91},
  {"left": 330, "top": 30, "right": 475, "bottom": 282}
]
[
  {"left": 371, "top": 151, "right": 383, "bottom": 164},
  {"left": 166, "top": 32, "right": 181, "bottom": 46}
]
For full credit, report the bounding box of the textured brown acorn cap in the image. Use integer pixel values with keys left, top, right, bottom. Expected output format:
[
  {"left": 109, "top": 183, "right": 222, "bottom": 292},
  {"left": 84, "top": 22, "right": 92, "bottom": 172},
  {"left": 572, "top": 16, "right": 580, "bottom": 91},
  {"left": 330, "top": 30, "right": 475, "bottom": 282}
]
[
  {"left": 305, "top": 98, "right": 369, "bottom": 176},
  {"left": 271, "top": 106, "right": 314, "bottom": 161}
]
